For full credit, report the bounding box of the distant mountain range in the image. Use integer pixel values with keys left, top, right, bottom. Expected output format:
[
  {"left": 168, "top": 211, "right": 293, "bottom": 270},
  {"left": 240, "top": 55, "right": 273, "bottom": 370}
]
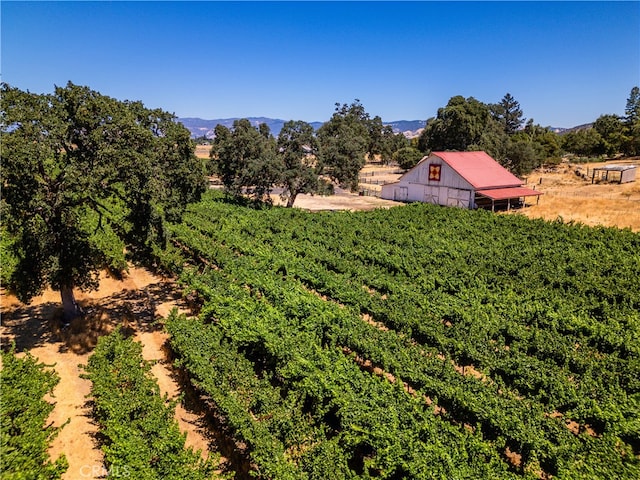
[
  {"left": 550, "top": 123, "right": 594, "bottom": 135},
  {"left": 178, "top": 117, "right": 427, "bottom": 139},
  {"left": 178, "top": 116, "right": 591, "bottom": 140}
]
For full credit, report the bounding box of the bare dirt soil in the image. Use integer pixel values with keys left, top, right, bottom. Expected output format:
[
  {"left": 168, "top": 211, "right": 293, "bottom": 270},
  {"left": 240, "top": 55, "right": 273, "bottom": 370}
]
[
  {"left": 0, "top": 268, "right": 216, "bottom": 479},
  {"left": 269, "top": 189, "right": 400, "bottom": 211}
]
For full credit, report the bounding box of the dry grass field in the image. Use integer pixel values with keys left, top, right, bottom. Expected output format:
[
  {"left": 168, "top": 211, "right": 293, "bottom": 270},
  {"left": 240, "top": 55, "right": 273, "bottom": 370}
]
[
  {"left": 516, "top": 160, "right": 640, "bottom": 231},
  {"left": 194, "top": 144, "right": 211, "bottom": 159}
]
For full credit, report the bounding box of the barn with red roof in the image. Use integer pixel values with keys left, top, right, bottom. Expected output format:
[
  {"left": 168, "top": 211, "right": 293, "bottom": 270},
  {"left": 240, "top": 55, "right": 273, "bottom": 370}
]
[{"left": 380, "top": 151, "right": 542, "bottom": 210}]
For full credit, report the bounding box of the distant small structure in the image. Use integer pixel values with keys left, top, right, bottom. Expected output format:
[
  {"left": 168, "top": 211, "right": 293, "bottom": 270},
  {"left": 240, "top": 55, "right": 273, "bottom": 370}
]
[{"left": 591, "top": 165, "right": 637, "bottom": 184}]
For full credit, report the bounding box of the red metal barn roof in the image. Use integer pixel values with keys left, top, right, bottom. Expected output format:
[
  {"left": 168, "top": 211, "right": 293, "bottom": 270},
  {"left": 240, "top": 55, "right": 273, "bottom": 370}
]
[{"left": 432, "top": 151, "right": 523, "bottom": 189}]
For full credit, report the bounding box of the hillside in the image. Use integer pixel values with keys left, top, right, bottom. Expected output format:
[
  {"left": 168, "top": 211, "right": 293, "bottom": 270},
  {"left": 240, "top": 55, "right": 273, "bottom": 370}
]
[{"left": 550, "top": 123, "right": 594, "bottom": 135}]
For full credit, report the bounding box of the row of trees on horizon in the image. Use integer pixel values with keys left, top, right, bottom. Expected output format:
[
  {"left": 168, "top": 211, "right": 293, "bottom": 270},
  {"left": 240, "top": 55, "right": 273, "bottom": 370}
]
[{"left": 206, "top": 87, "right": 640, "bottom": 205}]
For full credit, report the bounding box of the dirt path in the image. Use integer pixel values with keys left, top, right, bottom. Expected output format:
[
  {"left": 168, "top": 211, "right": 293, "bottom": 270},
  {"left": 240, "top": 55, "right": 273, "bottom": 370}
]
[
  {"left": 28, "top": 342, "right": 100, "bottom": 479},
  {"left": 0, "top": 266, "right": 215, "bottom": 478}
]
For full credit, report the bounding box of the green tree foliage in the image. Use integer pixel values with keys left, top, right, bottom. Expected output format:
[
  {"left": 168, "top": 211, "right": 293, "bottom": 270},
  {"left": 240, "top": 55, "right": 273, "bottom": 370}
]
[
  {"left": 317, "top": 100, "right": 370, "bottom": 191},
  {"left": 502, "top": 121, "right": 562, "bottom": 174},
  {"left": 623, "top": 86, "right": 640, "bottom": 155},
  {"left": 393, "top": 146, "right": 424, "bottom": 171},
  {"left": 562, "top": 128, "right": 606, "bottom": 157},
  {"left": 521, "top": 120, "right": 562, "bottom": 159},
  {"left": 277, "top": 120, "right": 333, "bottom": 208},
  {"left": 417, "top": 96, "right": 501, "bottom": 153},
  {"left": 1, "top": 345, "right": 68, "bottom": 479},
  {"left": 418, "top": 94, "right": 566, "bottom": 174},
  {"left": 562, "top": 87, "right": 640, "bottom": 158},
  {"left": 503, "top": 138, "right": 539, "bottom": 175},
  {"left": 366, "top": 116, "right": 408, "bottom": 164},
  {"left": 208, "top": 102, "right": 407, "bottom": 200},
  {"left": 594, "top": 114, "right": 628, "bottom": 156},
  {"left": 491, "top": 93, "right": 525, "bottom": 135},
  {"left": 0, "top": 82, "right": 206, "bottom": 320},
  {"left": 624, "top": 119, "right": 640, "bottom": 156},
  {"left": 209, "top": 119, "right": 280, "bottom": 203},
  {"left": 625, "top": 86, "right": 640, "bottom": 124},
  {"left": 366, "top": 116, "right": 391, "bottom": 162},
  {"left": 0, "top": 226, "right": 18, "bottom": 288}
]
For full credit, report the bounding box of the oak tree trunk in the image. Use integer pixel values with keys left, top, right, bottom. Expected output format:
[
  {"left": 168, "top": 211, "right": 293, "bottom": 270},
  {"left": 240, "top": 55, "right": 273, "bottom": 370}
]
[
  {"left": 60, "top": 285, "right": 83, "bottom": 322},
  {"left": 286, "top": 192, "right": 298, "bottom": 208}
]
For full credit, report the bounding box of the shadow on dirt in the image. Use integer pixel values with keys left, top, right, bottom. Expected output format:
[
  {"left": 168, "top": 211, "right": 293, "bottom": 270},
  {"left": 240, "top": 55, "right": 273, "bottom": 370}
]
[
  {"left": 1, "top": 281, "right": 188, "bottom": 355},
  {"left": 1, "top": 301, "right": 60, "bottom": 352}
]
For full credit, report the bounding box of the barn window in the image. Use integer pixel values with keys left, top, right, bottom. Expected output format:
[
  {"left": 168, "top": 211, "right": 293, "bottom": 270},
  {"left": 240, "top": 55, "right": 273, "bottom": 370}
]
[{"left": 428, "top": 164, "right": 441, "bottom": 182}]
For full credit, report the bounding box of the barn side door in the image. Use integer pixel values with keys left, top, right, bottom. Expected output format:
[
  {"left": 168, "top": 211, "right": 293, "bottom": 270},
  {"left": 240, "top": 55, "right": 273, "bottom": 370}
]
[
  {"left": 394, "top": 186, "right": 408, "bottom": 201},
  {"left": 423, "top": 186, "right": 439, "bottom": 204}
]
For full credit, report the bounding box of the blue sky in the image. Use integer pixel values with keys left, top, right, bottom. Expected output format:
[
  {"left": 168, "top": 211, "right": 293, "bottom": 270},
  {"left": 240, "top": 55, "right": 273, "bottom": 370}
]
[{"left": 2, "top": 1, "right": 639, "bottom": 127}]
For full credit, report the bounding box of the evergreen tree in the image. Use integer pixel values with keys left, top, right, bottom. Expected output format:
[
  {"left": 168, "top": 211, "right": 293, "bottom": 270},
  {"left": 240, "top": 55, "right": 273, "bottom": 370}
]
[
  {"left": 625, "top": 86, "right": 640, "bottom": 124},
  {"left": 491, "top": 93, "right": 525, "bottom": 135},
  {"left": 623, "top": 86, "right": 640, "bottom": 155}
]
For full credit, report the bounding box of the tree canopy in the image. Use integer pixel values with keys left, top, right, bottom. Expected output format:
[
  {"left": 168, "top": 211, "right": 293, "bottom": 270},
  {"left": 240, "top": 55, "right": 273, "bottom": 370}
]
[
  {"left": 562, "top": 87, "right": 640, "bottom": 158},
  {"left": 317, "top": 100, "right": 371, "bottom": 191},
  {"left": 209, "top": 119, "right": 280, "bottom": 203},
  {"left": 417, "top": 93, "right": 568, "bottom": 174},
  {"left": 210, "top": 118, "right": 338, "bottom": 207},
  {"left": 1, "top": 82, "right": 206, "bottom": 319},
  {"left": 418, "top": 96, "right": 498, "bottom": 153},
  {"left": 625, "top": 86, "right": 640, "bottom": 124},
  {"left": 394, "top": 147, "right": 424, "bottom": 171},
  {"left": 209, "top": 100, "right": 401, "bottom": 202},
  {"left": 277, "top": 120, "right": 332, "bottom": 207}
]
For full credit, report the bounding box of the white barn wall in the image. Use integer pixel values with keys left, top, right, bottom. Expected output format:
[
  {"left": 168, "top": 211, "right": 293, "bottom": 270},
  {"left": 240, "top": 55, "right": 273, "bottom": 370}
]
[{"left": 381, "top": 156, "right": 475, "bottom": 208}]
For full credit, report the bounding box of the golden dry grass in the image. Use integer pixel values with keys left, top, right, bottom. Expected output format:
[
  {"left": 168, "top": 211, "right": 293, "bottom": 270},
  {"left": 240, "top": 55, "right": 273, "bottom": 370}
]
[
  {"left": 512, "top": 161, "right": 640, "bottom": 231},
  {"left": 194, "top": 144, "right": 211, "bottom": 159}
]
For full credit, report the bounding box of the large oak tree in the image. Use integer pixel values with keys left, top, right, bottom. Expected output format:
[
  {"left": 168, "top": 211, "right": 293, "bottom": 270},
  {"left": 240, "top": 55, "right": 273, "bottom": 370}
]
[
  {"left": 209, "top": 119, "right": 280, "bottom": 203},
  {"left": 418, "top": 95, "right": 499, "bottom": 153},
  {"left": 277, "top": 120, "right": 332, "bottom": 208},
  {"left": 1, "top": 82, "right": 206, "bottom": 320},
  {"left": 317, "top": 100, "right": 370, "bottom": 191}
]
